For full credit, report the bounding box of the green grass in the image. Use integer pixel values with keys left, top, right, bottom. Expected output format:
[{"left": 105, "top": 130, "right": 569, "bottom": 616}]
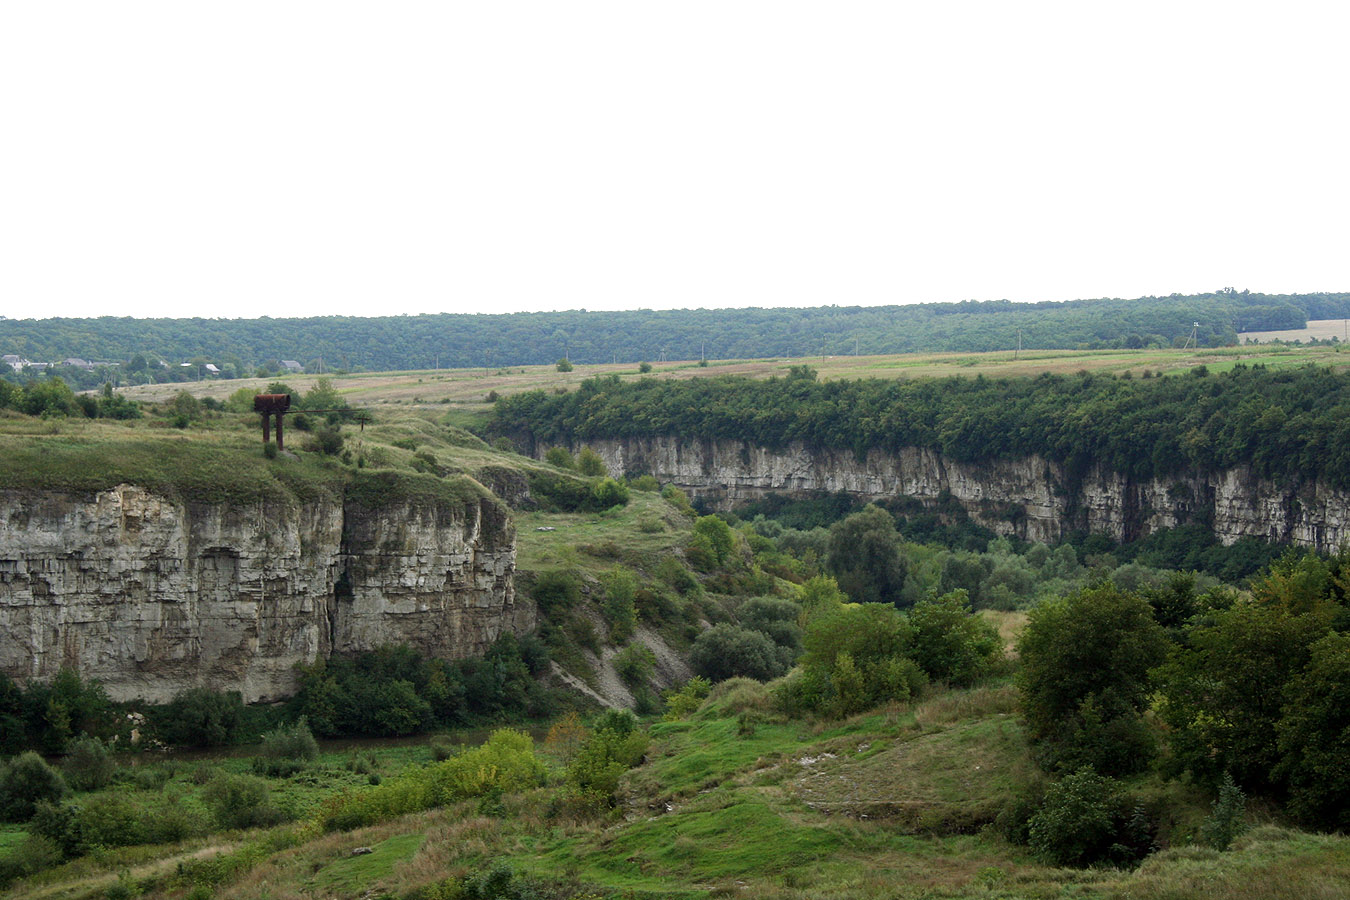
[
  {"left": 514, "top": 489, "right": 691, "bottom": 576},
  {"left": 308, "top": 831, "right": 427, "bottom": 894},
  {"left": 0, "top": 825, "right": 26, "bottom": 860}
]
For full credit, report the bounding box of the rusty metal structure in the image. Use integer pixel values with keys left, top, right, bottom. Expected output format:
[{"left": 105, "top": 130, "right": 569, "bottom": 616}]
[{"left": 253, "top": 393, "right": 292, "bottom": 450}]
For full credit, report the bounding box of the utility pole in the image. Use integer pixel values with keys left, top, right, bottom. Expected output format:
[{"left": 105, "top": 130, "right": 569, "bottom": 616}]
[
  {"left": 700, "top": 342, "right": 705, "bottom": 363},
  {"left": 854, "top": 336, "right": 859, "bottom": 356},
  {"left": 1016, "top": 329, "right": 1021, "bottom": 360}
]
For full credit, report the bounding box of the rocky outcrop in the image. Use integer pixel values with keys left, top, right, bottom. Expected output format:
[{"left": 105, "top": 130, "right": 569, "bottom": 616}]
[
  {"left": 0, "top": 484, "right": 528, "bottom": 704},
  {"left": 578, "top": 436, "right": 1350, "bottom": 553}
]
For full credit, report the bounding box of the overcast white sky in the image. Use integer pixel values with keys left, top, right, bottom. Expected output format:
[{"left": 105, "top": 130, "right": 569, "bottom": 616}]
[{"left": 3, "top": 2, "right": 1348, "bottom": 320}]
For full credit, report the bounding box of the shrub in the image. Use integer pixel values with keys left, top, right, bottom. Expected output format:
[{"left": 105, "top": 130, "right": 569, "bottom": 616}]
[
  {"left": 0, "top": 833, "right": 64, "bottom": 886},
  {"left": 662, "top": 677, "right": 712, "bottom": 720},
  {"left": 577, "top": 447, "right": 607, "bottom": 476},
  {"left": 704, "top": 677, "right": 773, "bottom": 717},
  {"left": 565, "top": 718, "right": 648, "bottom": 808},
  {"left": 531, "top": 569, "right": 583, "bottom": 618},
  {"left": 545, "top": 447, "right": 575, "bottom": 469},
  {"left": 657, "top": 557, "right": 700, "bottom": 596},
  {"left": 1200, "top": 772, "right": 1247, "bottom": 851},
  {"left": 692, "top": 516, "right": 736, "bottom": 567},
  {"left": 1027, "top": 769, "right": 1140, "bottom": 867},
  {"left": 629, "top": 474, "right": 660, "bottom": 492},
  {"left": 613, "top": 643, "right": 656, "bottom": 689},
  {"left": 202, "top": 772, "right": 285, "bottom": 830},
  {"left": 556, "top": 358, "right": 573, "bottom": 372},
  {"left": 153, "top": 688, "right": 245, "bottom": 748},
  {"left": 252, "top": 718, "right": 319, "bottom": 777},
  {"left": 907, "top": 590, "right": 1003, "bottom": 686},
  {"left": 320, "top": 729, "right": 546, "bottom": 832},
  {"left": 0, "top": 752, "right": 68, "bottom": 822},
  {"left": 600, "top": 567, "right": 639, "bottom": 641},
  {"left": 737, "top": 596, "right": 803, "bottom": 652},
  {"left": 33, "top": 792, "right": 211, "bottom": 854},
  {"left": 775, "top": 602, "right": 926, "bottom": 717},
  {"left": 63, "top": 736, "right": 115, "bottom": 792},
  {"left": 590, "top": 477, "right": 630, "bottom": 510},
  {"left": 690, "top": 625, "right": 792, "bottom": 682},
  {"left": 638, "top": 362, "right": 653, "bottom": 373}
]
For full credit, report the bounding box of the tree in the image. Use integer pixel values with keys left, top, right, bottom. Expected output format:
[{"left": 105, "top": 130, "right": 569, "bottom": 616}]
[
  {"left": 0, "top": 753, "right": 67, "bottom": 822},
  {"left": 907, "top": 590, "right": 1003, "bottom": 686},
  {"left": 556, "top": 358, "right": 574, "bottom": 372},
  {"left": 577, "top": 447, "right": 607, "bottom": 476},
  {"left": 1275, "top": 631, "right": 1350, "bottom": 828},
  {"left": 827, "top": 505, "right": 906, "bottom": 606},
  {"left": 690, "top": 625, "right": 791, "bottom": 682},
  {"left": 153, "top": 688, "right": 244, "bottom": 747},
  {"left": 1153, "top": 598, "right": 1331, "bottom": 789},
  {"left": 692, "top": 515, "right": 737, "bottom": 567},
  {"left": 544, "top": 447, "right": 575, "bottom": 469},
  {"left": 1018, "top": 583, "right": 1167, "bottom": 775}
]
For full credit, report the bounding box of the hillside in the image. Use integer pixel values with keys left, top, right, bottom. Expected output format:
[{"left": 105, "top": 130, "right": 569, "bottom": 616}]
[{"left": 2, "top": 364, "right": 1350, "bottom": 898}]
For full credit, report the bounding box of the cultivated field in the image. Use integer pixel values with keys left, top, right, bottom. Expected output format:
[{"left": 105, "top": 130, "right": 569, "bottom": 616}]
[
  {"left": 116, "top": 344, "right": 1350, "bottom": 423},
  {"left": 1240, "top": 318, "right": 1350, "bottom": 343}
]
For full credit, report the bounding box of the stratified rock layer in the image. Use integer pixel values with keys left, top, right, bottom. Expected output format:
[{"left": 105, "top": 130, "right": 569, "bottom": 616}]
[
  {"left": 0, "top": 485, "right": 528, "bottom": 703},
  {"left": 581, "top": 437, "right": 1350, "bottom": 552}
]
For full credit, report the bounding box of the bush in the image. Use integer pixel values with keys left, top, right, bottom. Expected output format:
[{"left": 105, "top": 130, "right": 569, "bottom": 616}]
[
  {"left": 1200, "top": 772, "right": 1247, "bottom": 851},
  {"left": 33, "top": 792, "right": 211, "bottom": 854},
  {"left": 545, "top": 447, "right": 575, "bottom": 469},
  {"left": 690, "top": 625, "right": 792, "bottom": 682},
  {"left": 252, "top": 718, "right": 319, "bottom": 777},
  {"left": 202, "top": 772, "right": 285, "bottom": 830},
  {"left": 1027, "top": 769, "right": 1149, "bottom": 867},
  {"left": 613, "top": 643, "right": 656, "bottom": 689},
  {"left": 692, "top": 516, "right": 736, "bottom": 568},
  {"left": 565, "top": 718, "right": 648, "bottom": 809},
  {"left": 577, "top": 447, "right": 607, "bottom": 476},
  {"left": 0, "top": 833, "right": 64, "bottom": 886},
  {"left": 775, "top": 603, "right": 927, "bottom": 717},
  {"left": 153, "top": 688, "right": 245, "bottom": 748},
  {"left": 531, "top": 569, "right": 583, "bottom": 619},
  {"left": 907, "top": 591, "right": 1003, "bottom": 686},
  {"left": 308, "top": 424, "right": 344, "bottom": 455},
  {"left": 737, "top": 596, "right": 803, "bottom": 652},
  {"left": 638, "top": 362, "right": 653, "bottom": 373},
  {"left": 600, "top": 567, "right": 639, "bottom": 641},
  {"left": 0, "top": 752, "right": 68, "bottom": 822},
  {"left": 556, "top": 358, "right": 573, "bottom": 372},
  {"left": 63, "top": 736, "right": 115, "bottom": 792},
  {"left": 590, "top": 477, "right": 630, "bottom": 510},
  {"left": 321, "top": 729, "right": 545, "bottom": 832},
  {"left": 662, "top": 677, "right": 711, "bottom": 720}
]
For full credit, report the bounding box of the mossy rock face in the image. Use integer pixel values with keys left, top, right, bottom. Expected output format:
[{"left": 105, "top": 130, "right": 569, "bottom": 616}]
[{"left": 477, "top": 464, "right": 535, "bottom": 509}]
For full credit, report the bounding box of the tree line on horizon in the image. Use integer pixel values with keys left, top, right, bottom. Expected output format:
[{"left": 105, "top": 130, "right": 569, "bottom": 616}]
[{"left": 3, "top": 289, "right": 1349, "bottom": 375}]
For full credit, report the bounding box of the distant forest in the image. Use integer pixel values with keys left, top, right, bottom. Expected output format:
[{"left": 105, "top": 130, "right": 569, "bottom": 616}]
[
  {"left": 493, "top": 364, "right": 1350, "bottom": 489},
  {"left": 3, "top": 290, "right": 1349, "bottom": 377}
]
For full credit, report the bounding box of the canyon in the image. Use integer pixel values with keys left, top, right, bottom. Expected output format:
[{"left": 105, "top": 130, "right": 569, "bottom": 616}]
[{"left": 581, "top": 436, "right": 1350, "bottom": 552}]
